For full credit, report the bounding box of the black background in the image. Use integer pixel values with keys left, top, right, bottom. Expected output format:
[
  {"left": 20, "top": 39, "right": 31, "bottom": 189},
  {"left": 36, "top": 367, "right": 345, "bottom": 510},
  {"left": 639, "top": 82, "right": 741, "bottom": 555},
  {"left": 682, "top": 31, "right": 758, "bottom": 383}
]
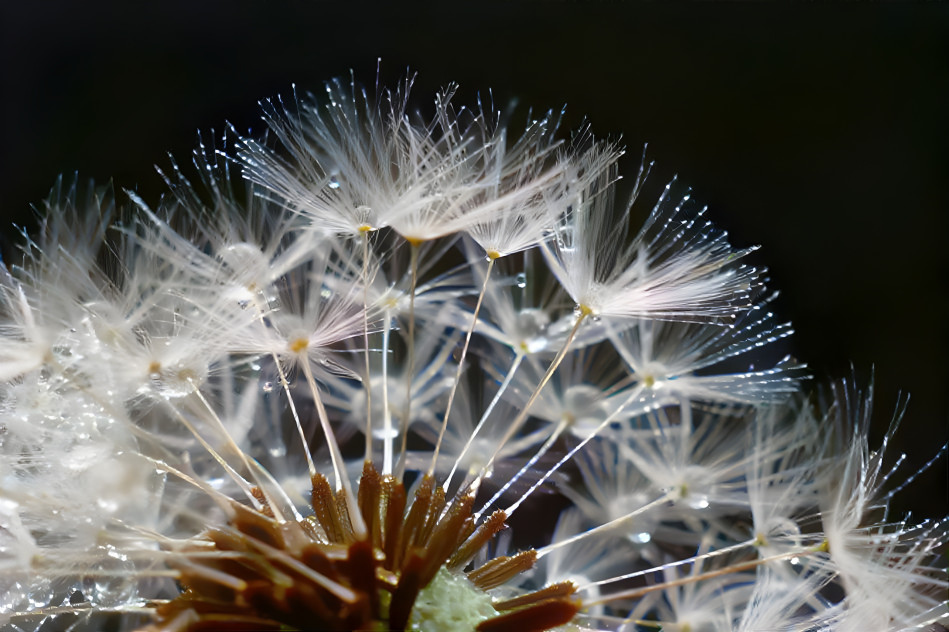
[{"left": 1, "top": 1, "right": 946, "bottom": 518}]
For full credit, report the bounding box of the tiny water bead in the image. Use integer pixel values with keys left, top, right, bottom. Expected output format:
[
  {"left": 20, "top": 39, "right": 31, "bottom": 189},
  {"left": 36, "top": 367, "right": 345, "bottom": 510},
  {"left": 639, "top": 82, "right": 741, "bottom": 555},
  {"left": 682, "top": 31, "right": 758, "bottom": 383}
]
[
  {"left": 513, "top": 308, "right": 551, "bottom": 353},
  {"left": 561, "top": 384, "right": 613, "bottom": 438}
]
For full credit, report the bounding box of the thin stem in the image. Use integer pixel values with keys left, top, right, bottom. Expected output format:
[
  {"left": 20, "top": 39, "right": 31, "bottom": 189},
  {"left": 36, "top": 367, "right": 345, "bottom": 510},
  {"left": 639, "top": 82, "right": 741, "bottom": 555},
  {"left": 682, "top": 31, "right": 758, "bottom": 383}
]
[
  {"left": 476, "top": 415, "right": 569, "bottom": 519},
  {"left": 535, "top": 492, "right": 678, "bottom": 560},
  {"left": 156, "top": 398, "right": 260, "bottom": 511},
  {"left": 273, "top": 353, "right": 317, "bottom": 477},
  {"left": 141, "top": 455, "right": 288, "bottom": 533},
  {"left": 22, "top": 568, "right": 183, "bottom": 580},
  {"left": 475, "top": 306, "right": 591, "bottom": 484},
  {"left": 578, "top": 537, "right": 759, "bottom": 590},
  {"left": 251, "top": 292, "right": 318, "bottom": 480},
  {"left": 429, "top": 256, "right": 496, "bottom": 475},
  {"left": 584, "top": 543, "right": 826, "bottom": 607},
  {"left": 444, "top": 351, "right": 525, "bottom": 492},
  {"left": 143, "top": 454, "right": 247, "bottom": 513},
  {"left": 381, "top": 312, "right": 394, "bottom": 474},
  {"left": 679, "top": 397, "right": 692, "bottom": 448},
  {"left": 361, "top": 229, "right": 374, "bottom": 463},
  {"left": 395, "top": 239, "right": 420, "bottom": 479},
  {"left": 8, "top": 603, "right": 168, "bottom": 622},
  {"left": 187, "top": 380, "right": 291, "bottom": 523},
  {"left": 300, "top": 359, "right": 367, "bottom": 539},
  {"left": 503, "top": 382, "right": 646, "bottom": 517}
]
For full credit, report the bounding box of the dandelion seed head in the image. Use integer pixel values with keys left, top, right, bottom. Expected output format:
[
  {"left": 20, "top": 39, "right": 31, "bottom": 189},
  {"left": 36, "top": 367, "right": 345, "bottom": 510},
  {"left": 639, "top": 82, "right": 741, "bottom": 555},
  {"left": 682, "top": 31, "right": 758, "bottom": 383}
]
[{"left": 0, "top": 75, "right": 945, "bottom": 632}]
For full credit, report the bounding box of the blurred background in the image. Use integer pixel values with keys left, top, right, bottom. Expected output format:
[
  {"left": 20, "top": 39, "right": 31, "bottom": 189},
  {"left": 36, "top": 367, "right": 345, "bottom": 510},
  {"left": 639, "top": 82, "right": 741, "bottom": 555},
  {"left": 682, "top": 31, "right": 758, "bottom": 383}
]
[{"left": 1, "top": 1, "right": 946, "bottom": 517}]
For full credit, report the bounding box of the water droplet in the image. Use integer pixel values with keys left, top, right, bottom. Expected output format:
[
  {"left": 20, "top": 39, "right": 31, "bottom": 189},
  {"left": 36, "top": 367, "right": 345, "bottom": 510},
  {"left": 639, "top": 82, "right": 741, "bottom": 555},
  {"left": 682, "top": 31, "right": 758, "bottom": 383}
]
[
  {"left": 372, "top": 426, "right": 400, "bottom": 440},
  {"left": 515, "top": 272, "right": 527, "bottom": 289},
  {"left": 28, "top": 583, "right": 55, "bottom": 609},
  {"left": 328, "top": 176, "right": 341, "bottom": 189},
  {"left": 262, "top": 381, "right": 274, "bottom": 393},
  {"left": 207, "top": 477, "right": 225, "bottom": 489},
  {"left": 687, "top": 495, "right": 710, "bottom": 510}
]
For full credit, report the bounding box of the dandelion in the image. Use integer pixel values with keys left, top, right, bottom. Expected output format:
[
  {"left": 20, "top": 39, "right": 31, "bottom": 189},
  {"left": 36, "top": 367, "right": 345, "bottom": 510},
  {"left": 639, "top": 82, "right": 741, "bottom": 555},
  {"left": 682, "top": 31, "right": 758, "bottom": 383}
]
[{"left": 1, "top": 74, "right": 946, "bottom": 632}]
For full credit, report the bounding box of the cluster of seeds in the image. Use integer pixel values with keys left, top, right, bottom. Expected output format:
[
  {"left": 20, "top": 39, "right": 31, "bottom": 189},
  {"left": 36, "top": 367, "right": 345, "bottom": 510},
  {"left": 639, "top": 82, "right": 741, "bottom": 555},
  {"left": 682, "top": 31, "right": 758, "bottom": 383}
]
[{"left": 0, "top": 75, "right": 945, "bottom": 632}]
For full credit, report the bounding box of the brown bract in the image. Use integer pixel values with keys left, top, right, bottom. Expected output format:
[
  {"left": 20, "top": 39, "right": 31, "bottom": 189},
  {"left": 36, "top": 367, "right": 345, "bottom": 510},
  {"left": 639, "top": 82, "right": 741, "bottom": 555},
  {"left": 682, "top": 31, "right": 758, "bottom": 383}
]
[{"left": 139, "top": 461, "right": 581, "bottom": 632}]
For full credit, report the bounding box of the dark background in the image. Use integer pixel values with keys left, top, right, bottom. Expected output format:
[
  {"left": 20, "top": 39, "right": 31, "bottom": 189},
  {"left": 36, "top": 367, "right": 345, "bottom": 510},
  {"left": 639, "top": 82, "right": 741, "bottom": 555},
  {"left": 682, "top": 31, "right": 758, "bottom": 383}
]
[{"left": 1, "top": 2, "right": 946, "bottom": 517}]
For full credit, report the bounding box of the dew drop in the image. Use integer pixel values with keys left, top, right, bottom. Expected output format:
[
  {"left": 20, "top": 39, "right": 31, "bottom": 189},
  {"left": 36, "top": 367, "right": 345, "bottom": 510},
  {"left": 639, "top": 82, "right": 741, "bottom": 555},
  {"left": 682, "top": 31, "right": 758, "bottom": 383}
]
[
  {"left": 372, "top": 426, "right": 400, "bottom": 440},
  {"left": 262, "top": 381, "right": 274, "bottom": 393},
  {"left": 328, "top": 176, "right": 341, "bottom": 189},
  {"left": 207, "top": 477, "right": 225, "bottom": 490},
  {"left": 28, "top": 584, "right": 54, "bottom": 609},
  {"left": 515, "top": 272, "right": 527, "bottom": 289},
  {"left": 688, "top": 495, "right": 710, "bottom": 510}
]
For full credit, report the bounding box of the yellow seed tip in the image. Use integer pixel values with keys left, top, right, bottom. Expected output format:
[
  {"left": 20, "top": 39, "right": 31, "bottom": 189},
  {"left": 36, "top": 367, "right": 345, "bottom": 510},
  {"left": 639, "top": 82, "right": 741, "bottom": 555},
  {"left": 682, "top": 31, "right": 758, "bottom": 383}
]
[{"left": 289, "top": 338, "right": 309, "bottom": 354}]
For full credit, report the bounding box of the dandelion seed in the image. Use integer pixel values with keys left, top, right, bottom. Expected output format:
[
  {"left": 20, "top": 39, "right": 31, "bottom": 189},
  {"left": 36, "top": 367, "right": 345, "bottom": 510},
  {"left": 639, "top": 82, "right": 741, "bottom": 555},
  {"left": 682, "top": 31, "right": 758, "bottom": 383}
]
[{"left": 542, "top": 151, "right": 764, "bottom": 323}]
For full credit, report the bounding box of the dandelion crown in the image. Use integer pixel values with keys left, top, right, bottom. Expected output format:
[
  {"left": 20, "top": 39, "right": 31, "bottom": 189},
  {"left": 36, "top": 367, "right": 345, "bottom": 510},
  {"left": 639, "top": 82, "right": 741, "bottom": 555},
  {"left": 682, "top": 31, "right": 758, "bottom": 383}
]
[{"left": 1, "top": 73, "right": 946, "bottom": 632}]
